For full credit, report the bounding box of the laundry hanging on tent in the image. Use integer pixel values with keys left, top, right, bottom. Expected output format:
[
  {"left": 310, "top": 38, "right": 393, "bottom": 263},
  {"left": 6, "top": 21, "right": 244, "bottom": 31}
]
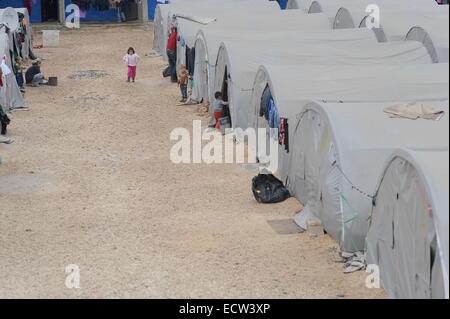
[
  {"left": 259, "top": 85, "right": 283, "bottom": 141},
  {"left": 279, "top": 118, "right": 289, "bottom": 153},
  {"left": 268, "top": 99, "right": 280, "bottom": 140}
]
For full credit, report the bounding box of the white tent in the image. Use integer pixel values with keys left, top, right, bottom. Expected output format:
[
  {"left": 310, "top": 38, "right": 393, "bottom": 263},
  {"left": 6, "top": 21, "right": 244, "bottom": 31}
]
[
  {"left": 286, "top": 0, "right": 314, "bottom": 11},
  {"left": 249, "top": 63, "right": 449, "bottom": 171},
  {"left": 285, "top": 100, "right": 448, "bottom": 252},
  {"left": 176, "top": 10, "right": 328, "bottom": 77},
  {"left": 191, "top": 11, "right": 332, "bottom": 104},
  {"left": 308, "top": 0, "right": 348, "bottom": 24},
  {"left": 359, "top": 9, "right": 450, "bottom": 63},
  {"left": 0, "top": 7, "right": 35, "bottom": 60},
  {"left": 366, "top": 148, "right": 449, "bottom": 299},
  {"left": 332, "top": 0, "right": 439, "bottom": 29},
  {"left": 327, "top": 2, "right": 449, "bottom": 62},
  {"left": 0, "top": 33, "right": 25, "bottom": 112},
  {"left": 153, "top": 0, "right": 280, "bottom": 60},
  {"left": 153, "top": 4, "right": 171, "bottom": 58},
  {"left": 215, "top": 41, "right": 434, "bottom": 131},
  {"left": 307, "top": 0, "right": 438, "bottom": 28}
]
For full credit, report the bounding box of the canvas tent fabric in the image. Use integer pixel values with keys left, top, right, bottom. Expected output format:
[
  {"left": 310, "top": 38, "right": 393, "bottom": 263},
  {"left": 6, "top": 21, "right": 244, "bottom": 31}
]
[
  {"left": 249, "top": 63, "right": 449, "bottom": 177},
  {"left": 215, "top": 40, "right": 434, "bottom": 132},
  {"left": 153, "top": 4, "right": 170, "bottom": 59},
  {"left": 366, "top": 148, "right": 449, "bottom": 299},
  {"left": 191, "top": 11, "right": 332, "bottom": 104},
  {"left": 286, "top": 0, "right": 313, "bottom": 11},
  {"left": 174, "top": 3, "right": 282, "bottom": 66},
  {"left": 362, "top": 9, "right": 450, "bottom": 63},
  {"left": 173, "top": 5, "right": 308, "bottom": 72},
  {"left": 331, "top": 0, "right": 439, "bottom": 29},
  {"left": 307, "top": 0, "right": 346, "bottom": 24},
  {"left": 0, "top": 7, "right": 35, "bottom": 60},
  {"left": 0, "top": 33, "right": 24, "bottom": 112},
  {"left": 307, "top": 0, "right": 439, "bottom": 28},
  {"left": 153, "top": 0, "right": 280, "bottom": 60},
  {"left": 284, "top": 100, "right": 449, "bottom": 253},
  {"left": 330, "top": 2, "right": 449, "bottom": 62}
]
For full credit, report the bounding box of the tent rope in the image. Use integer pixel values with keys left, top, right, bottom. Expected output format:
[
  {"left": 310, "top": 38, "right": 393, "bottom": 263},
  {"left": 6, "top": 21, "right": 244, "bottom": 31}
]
[
  {"left": 228, "top": 78, "right": 253, "bottom": 92},
  {"left": 332, "top": 160, "right": 374, "bottom": 199}
]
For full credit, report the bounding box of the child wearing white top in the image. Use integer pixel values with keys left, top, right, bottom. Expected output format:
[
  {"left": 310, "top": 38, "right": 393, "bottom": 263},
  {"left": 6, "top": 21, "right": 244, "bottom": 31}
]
[{"left": 123, "top": 47, "right": 140, "bottom": 82}]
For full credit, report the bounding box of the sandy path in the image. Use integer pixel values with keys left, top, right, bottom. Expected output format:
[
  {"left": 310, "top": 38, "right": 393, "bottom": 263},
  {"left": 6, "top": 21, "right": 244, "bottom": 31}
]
[{"left": 0, "top": 24, "right": 385, "bottom": 299}]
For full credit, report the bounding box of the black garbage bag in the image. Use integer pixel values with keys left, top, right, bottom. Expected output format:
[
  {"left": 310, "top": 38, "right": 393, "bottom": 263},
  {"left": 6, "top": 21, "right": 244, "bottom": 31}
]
[
  {"left": 162, "top": 66, "right": 171, "bottom": 78},
  {"left": 1, "top": 112, "right": 11, "bottom": 136},
  {"left": 252, "top": 174, "right": 290, "bottom": 204}
]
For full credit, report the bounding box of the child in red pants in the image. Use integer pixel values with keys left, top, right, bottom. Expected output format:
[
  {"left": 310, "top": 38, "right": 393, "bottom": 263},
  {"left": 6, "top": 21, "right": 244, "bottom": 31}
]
[
  {"left": 213, "top": 92, "right": 229, "bottom": 130},
  {"left": 123, "top": 47, "right": 140, "bottom": 82}
]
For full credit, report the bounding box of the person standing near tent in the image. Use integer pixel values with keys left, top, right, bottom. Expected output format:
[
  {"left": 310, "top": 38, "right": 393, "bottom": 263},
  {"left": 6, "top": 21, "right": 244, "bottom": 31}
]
[
  {"left": 114, "top": 0, "right": 126, "bottom": 22},
  {"left": 213, "top": 92, "right": 229, "bottom": 130},
  {"left": 178, "top": 64, "right": 189, "bottom": 102},
  {"left": 166, "top": 26, "right": 178, "bottom": 83},
  {"left": 123, "top": 47, "right": 139, "bottom": 83},
  {"left": 14, "top": 57, "right": 25, "bottom": 93}
]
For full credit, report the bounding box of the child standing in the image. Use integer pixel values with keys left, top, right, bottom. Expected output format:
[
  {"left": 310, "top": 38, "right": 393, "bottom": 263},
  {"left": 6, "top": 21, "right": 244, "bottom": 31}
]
[
  {"left": 213, "top": 92, "right": 229, "bottom": 130},
  {"left": 178, "top": 64, "right": 189, "bottom": 102},
  {"left": 14, "top": 57, "right": 25, "bottom": 92},
  {"left": 123, "top": 47, "right": 139, "bottom": 83}
]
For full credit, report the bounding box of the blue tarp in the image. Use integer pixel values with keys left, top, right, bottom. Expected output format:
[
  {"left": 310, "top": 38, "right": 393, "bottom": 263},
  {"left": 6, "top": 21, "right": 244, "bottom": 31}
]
[
  {"left": 0, "top": 0, "right": 41, "bottom": 23},
  {"left": 2, "top": 0, "right": 286, "bottom": 24}
]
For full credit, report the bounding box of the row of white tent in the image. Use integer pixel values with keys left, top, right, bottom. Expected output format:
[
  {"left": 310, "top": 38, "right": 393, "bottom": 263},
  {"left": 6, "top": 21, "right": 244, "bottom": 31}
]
[
  {"left": 153, "top": 0, "right": 449, "bottom": 299},
  {"left": 287, "top": 0, "right": 449, "bottom": 63},
  {"left": 0, "top": 7, "right": 34, "bottom": 112}
]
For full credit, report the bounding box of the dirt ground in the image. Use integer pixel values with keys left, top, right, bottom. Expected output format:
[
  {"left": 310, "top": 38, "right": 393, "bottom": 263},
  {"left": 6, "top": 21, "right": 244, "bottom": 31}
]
[{"left": 0, "top": 24, "right": 386, "bottom": 299}]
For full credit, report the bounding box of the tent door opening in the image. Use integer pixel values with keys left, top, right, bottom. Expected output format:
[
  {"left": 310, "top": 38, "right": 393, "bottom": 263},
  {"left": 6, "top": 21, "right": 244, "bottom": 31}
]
[
  {"left": 123, "top": 1, "right": 140, "bottom": 22},
  {"left": 221, "top": 67, "right": 231, "bottom": 126},
  {"left": 42, "top": 0, "right": 59, "bottom": 22}
]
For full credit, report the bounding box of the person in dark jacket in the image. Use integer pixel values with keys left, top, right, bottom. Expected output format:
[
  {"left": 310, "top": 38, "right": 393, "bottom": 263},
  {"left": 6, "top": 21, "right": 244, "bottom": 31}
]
[{"left": 25, "top": 60, "right": 47, "bottom": 87}]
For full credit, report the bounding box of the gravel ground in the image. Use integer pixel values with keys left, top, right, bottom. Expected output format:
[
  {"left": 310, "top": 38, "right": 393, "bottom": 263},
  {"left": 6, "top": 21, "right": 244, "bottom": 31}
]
[{"left": 0, "top": 24, "right": 386, "bottom": 299}]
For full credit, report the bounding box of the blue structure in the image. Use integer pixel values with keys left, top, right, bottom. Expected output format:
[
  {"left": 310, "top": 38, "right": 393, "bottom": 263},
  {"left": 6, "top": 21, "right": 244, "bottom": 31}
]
[
  {"left": 63, "top": 0, "right": 117, "bottom": 22},
  {"left": 148, "top": 0, "right": 158, "bottom": 21},
  {"left": 1, "top": 0, "right": 292, "bottom": 23},
  {"left": 277, "top": 0, "right": 288, "bottom": 9},
  {"left": 0, "top": 0, "right": 42, "bottom": 23}
]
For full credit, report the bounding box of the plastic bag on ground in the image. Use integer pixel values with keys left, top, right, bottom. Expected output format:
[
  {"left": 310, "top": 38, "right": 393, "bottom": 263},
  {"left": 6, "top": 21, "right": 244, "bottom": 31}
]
[{"left": 252, "top": 174, "right": 290, "bottom": 204}]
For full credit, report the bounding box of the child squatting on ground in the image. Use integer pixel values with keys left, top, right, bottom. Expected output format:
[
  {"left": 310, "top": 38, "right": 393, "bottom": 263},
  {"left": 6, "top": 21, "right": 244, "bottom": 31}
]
[
  {"left": 123, "top": 47, "right": 140, "bottom": 82},
  {"left": 213, "top": 92, "right": 229, "bottom": 130},
  {"left": 178, "top": 64, "right": 189, "bottom": 102}
]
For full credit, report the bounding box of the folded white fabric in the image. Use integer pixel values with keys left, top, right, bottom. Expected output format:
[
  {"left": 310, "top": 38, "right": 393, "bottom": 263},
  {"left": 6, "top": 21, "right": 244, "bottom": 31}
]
[{"left": 384, "top": 102, "right": 445, "bottom": 120}]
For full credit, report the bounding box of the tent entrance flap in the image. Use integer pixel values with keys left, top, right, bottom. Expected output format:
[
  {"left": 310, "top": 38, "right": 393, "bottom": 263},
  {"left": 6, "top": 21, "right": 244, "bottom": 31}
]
[
  {"left": 221, "top": 66, "right": 231, "bottom": 126},
  {"left": 367, "top": 155, "right": 442, "bottom": 298}
]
